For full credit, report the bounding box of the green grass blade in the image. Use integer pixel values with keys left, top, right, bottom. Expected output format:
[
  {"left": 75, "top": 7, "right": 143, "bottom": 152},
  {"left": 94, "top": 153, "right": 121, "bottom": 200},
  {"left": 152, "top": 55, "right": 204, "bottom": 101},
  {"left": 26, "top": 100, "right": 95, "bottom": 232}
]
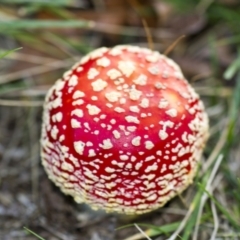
[
  {"left": 23, "top": 227, "right": 45, "bottom": 240},
  {"left": 224, "top": 52, "right": 240, "bottom": 149},
  {"left": 143, "top": 222, "right": 181, "bottom": 239},
  {"left": 0, "top": 47, "right": 22, "bottom": 59},
  {"left": 224, "top": 57, "right": 240, "bottom": 80},
  {"left": 0, "top": 20, "right": 94, "bottom": 31},
  {"left": 120, "top": 222, "right": 181, "bottom": 240}
]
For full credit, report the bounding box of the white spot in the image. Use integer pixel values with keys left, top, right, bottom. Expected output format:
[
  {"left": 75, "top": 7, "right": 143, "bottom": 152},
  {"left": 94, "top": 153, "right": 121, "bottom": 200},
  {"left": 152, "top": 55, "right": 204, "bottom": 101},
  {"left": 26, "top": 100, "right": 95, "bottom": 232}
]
[
  {"left": 68, "top": 75, "right": 78, "bottom": 86},
  {"left": 132, "top": 136, "right": 141, "bottom": 146},
  {"left": 112, "top": 160, "right": 124, "bottom": 168},
  {"left": 71, "top": 119, "right": 81, "bottom": 128},
  {"left": 96, "top": 57, "right": 110, "bottom": 67},
  {"left": 86, "top": 104, "right": 101, "bottom": 115},
  {"left": 114, "top": 107, "right": 125, "bottom": 113},
  {"left": 129, "top": 88, "right": 142, "bottom": 101},
  {"left": 166, "top": 108, "right": 178, "bottom": 117},
  {"left": 91, "top": 79, "right": 108, "bottom": 92},
  {"left": 91, "top": 96, "right": 98, "bottom": 101},
  {"left": 59, "top": 135, "right": 65, "bottom": 142},
  {"left": 62, "top": 162, "right": 74, "bottom": 172},
  {"left": 131, "top": 156, "right": 137, "bottom": 161},
  {"left": 178, "top": 147, "right": 187, "bottom": 157},
  {"left": 88, "top": 68, "right": 99, "bottom": 79},
  {"left": 141, "top": 113, "right": 147, "bottom": 118},
  {"left": 113, "top": 130, "right": 121, "bottom": 139},
  {"left": 55, "top": 112, "right": 63, "bottom": 122},
  {"left": 158, "top": 99, "right": 169, "bottom": 109},
  {"left": 105, "top": 91, "right": 121, "bottom": 102},
  {"left": 72, "top": 99, "right": 84, "bottom": 106},
  {"left": 88, "top": 149, "right": 96, "bottom": 157},
  {"left": 105, "top": 167, "right": 115, "bottom": 173},
  {"left": 77, "top": 66, "right": 83, "bottom": 72},
  {"left": 100, "top": 114, "right": 106, "bottom": 119},
  {"left": 107, "top": 69, "right": 122, "bottom": 80},
  {"left": 125, "top": 116, "right": 140, "bottom": 124},
  {"left": 50, "top": 125, "right": 58, "bottom": 140},
  {"left": 156, "top": 150, "right": 162, "bottom": 156},
  {"left": 126, "top": 163, "right": 132, "bottom": 169},
  {"left": 71, "top": 109, "right": 83, "bottom": 118},
  {"left": 116, "top": 85, "right": 123, "bottom": 91},
  {"left": 182, "top": 131, "right": 188, "bottom": 143},
  {"left": 147, "top": 193, "right": 157, "bottom": 201},
  {"left": 100, "top": 139, "right": 113, "bottom": 149},
  {"left": 133, "top": 74, "right": 147, "bottom": 85},
  {"left": 118, "top": 61, "right": 135, "bottom": 77},
  {"left": 68, "top": 87, "right": 73, "bottom": 94},
  {"left": 159, "top": 130, "right": 168, "bottom": 140},
  {"left": 127, "top": 126, "right": 137, "bottom": 132},
  {"left": 146, "top": 52, "right": 160, "bottom": 62},
  {"left": 93, "top": 117, "right": 99, "bottom": 122},
  {"left": 162, "top": 71, "right": 169, "bottom": 79},
  {"left": 145, "top": 141, "right": 154, "bottom": 150},
  {"left": 135, "top": 162, "right": 142, "bottom": 170},
  {"left": 119, "top": 98, "right": 126, "bottom": 104},
  {"left": 74, "top": 141, "right": 85, "bottom": 155},
  {"left": 86, "top": 141, "right": 93, "bottom": 147},
  {"left": 110, "top": 119, "right": 116, "bottom": 124},
  {"left": 155, "top": 82, "right": 166, "bottom": 89},
  {"left": 94, "top": 130, "right": 99, "bottom": 135},
  {"left": 145, "top": 155, "right": 155, "bottom": 161},
  {"left": 129, "top": 106, "right": 140, "bottom": 113},
  {"left": 148, "top": 66, "right": 159, "bottom": 75},
  {"left": 73, "top": 90, "right": 85, "bottom": 99},
  {"left": 120, "top": 155, "right": 129, "bottom": 160},
  {"left": 106, "top": 103, "right": 113, "bottom": 108},
  {"left": 139, "top": 98, "right": 149, "bottom": 108}
]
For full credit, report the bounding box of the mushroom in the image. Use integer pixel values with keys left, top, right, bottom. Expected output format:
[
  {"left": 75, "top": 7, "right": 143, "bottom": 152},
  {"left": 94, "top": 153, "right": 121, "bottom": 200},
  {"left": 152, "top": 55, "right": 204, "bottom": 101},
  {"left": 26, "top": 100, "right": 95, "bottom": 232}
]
[{"left": 41, "top": 45, "right": 209, "bottom": 215}]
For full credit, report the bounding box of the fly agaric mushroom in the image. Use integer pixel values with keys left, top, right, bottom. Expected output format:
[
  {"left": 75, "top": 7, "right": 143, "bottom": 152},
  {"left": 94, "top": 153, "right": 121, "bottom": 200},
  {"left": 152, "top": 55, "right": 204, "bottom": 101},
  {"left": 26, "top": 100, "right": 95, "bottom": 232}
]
[{"left": 41, "top": 45, "right": 209, "bottom": 215}]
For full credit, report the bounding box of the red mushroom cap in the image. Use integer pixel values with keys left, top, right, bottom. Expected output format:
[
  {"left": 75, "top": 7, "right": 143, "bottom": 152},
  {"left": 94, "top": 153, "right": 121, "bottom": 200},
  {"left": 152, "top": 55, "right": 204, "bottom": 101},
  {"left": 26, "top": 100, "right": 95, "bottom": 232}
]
[{"left": 41, "top": 45, "right": 209, "bottom": 214}]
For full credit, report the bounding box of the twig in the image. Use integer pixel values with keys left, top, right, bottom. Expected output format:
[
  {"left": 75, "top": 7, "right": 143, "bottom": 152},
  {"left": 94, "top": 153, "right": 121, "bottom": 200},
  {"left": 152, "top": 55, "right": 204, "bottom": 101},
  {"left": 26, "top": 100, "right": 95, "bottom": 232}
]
[
  {"left": 134, "top": 224, "right": 152, "bottom": 240},
  {"left": 164, "top": 35, "right": 185, "bottom": 56},
  {"left": 141, "top": 19, "right": 154, "bottom": 51}
]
